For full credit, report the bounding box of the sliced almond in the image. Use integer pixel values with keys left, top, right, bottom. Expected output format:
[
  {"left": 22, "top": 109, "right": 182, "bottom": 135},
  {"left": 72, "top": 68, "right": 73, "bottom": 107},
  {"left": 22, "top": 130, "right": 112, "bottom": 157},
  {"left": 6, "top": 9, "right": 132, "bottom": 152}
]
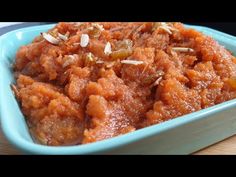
[
  {"left": 80, "top": 34, "right": 90, "bottom": 47},
  {"left": 121, "top": 60, "right": 144, "bottom": 65},
  {"left": 152, "top": 22, "right": 178, "bottom": 34},
  {"left": 159, "top": 26, "right": 172, "bottom": 34},
  {"left": 172, "top": 47, "right": 194, "bottom": 52},
  {"left": 92, "top": 23, "right": 104, "bottom": 31},
  {"left": 58, "top": 33, "right": 68, "bottom": 41},
  {"left": 41, "top": 32, "right": 60, "bottom": 45},
  {"left": 96, "top": 61, "right": 104, "bottom": 64},
  {"left": 153, "top": 77, "right": 163, "bottom": 86},
  {"left": 63, "top": 55, "right": 78, "bottom": 68},
  {"left": 104, "top": 42, "right": 112, "bottom": 55}
]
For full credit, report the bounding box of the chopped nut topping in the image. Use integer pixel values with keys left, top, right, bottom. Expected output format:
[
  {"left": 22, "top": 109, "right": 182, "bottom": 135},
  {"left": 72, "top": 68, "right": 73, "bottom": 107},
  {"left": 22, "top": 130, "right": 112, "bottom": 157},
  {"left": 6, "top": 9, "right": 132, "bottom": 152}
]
[
  {"left": 41, "top": 32, "right": 60, "bottom": 45},
  {"left": 121, "top": 60, "right": 144, "bottom": 65},
  {"left": 58, "top": 32, "right": 69, "bottom": 41},
  {"left": 172, "top": 47, "right": 194, "bottom": 52},
  {"left": 63, "top": 55, "right": 78, "bottom": 68},
  {"left": 80, "top": 34, "right": 90, "bottom": 47},
  {"left": 104, "top": 42, "right": 112, "bottom": 55}
]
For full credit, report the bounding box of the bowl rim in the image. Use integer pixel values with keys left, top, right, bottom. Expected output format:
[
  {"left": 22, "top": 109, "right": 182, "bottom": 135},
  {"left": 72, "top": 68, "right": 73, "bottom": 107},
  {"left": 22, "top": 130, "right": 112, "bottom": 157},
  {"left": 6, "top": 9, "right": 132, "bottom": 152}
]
[{"left": 1, "top": 24, "right": 236, "bottom": 154}]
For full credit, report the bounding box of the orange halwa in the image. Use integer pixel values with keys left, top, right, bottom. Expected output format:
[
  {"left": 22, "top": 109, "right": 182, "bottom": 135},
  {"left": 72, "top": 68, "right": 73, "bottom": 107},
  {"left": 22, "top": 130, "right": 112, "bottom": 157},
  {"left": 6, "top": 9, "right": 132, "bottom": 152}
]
[{"left": 12, "top": 22, "right": 236, "bottom": 146}]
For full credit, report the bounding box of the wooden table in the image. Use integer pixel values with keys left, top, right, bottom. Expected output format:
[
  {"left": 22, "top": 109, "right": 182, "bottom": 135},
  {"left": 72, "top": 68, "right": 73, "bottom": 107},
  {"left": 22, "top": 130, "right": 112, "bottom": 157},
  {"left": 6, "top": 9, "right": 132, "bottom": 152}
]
[
  {"left": 1, "top": 126, "right": 236, "bottom": 155},
  {"left": 0, "top": 128, "right": 21, "bottom": 155}
]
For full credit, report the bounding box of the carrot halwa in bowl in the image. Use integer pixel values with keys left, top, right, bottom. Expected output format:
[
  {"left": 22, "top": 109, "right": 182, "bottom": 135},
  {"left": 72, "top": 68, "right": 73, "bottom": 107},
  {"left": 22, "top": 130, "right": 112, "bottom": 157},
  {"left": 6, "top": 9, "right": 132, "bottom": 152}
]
[{"left": 7, "top": 22, "right": 236, "bottom": 147}]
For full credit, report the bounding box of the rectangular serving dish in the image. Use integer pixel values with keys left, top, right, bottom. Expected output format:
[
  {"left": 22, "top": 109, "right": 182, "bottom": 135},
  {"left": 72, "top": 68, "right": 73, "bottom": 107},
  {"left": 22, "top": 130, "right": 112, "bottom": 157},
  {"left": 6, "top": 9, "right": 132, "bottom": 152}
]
[{"left": 1, "top": 24, "right": 236, "bottom": 154}]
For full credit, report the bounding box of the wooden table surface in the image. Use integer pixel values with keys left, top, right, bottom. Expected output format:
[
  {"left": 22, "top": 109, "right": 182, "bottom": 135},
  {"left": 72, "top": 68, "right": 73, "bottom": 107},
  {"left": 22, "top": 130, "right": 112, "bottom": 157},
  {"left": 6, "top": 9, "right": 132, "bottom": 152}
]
[
  {"left": 1, "top": 126, "right": 236, "bottom": 155},
  {"left": 0, "top": 128, "right": 21, "bottom": 155}
]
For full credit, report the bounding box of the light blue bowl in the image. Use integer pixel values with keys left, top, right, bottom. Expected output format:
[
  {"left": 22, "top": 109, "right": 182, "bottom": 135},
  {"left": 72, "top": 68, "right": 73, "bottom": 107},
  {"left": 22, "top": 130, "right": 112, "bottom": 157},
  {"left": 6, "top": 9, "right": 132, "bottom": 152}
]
[{"left": 1, "top": 24, "right": 236, "bottom": 154}]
